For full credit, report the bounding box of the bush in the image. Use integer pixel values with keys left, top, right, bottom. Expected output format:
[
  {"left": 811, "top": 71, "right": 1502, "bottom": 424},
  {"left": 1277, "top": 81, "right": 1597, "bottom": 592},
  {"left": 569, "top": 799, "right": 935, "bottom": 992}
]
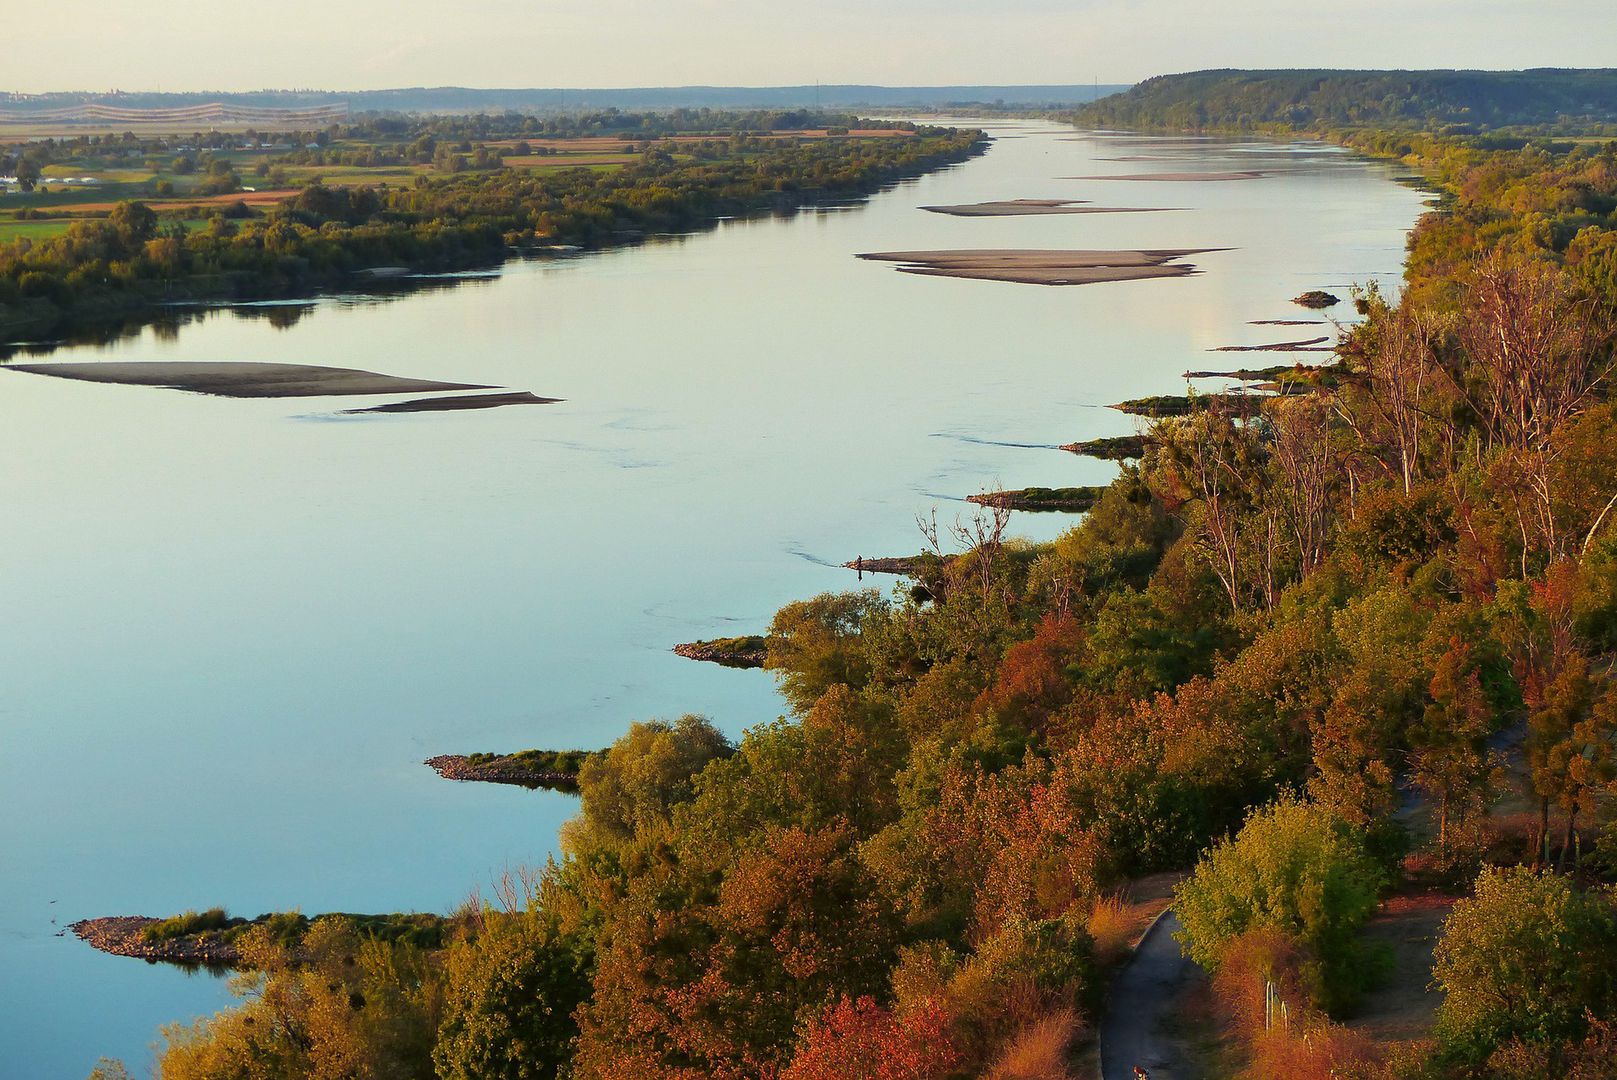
[
  {"left": 1432, "top": 866, "right": 1617, "bottom": 1064},
  {"left": 139, "top": 908, "right": 232, "bottom": 943},
  {"left": 782, "top": 995, "right": 959, "bottom": 1080},
  {"left": 1174, "top": 795, "right": 1388, "bottom": 1012}
]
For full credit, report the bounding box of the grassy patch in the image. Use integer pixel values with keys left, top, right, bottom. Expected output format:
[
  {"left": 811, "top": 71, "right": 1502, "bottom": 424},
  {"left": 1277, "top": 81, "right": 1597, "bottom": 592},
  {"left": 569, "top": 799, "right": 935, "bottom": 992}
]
[
  {"left": 467, "top": 748, "right": 602, "bottom": 775},
  {"left": 139, "top": 908, "right": 235, "bottom": 943},
  {"left": 675, "top": 634, "right": 771, "bottom": 668},
  {"left": 0, "top": 216, "right": 76, "bottom": 241}
]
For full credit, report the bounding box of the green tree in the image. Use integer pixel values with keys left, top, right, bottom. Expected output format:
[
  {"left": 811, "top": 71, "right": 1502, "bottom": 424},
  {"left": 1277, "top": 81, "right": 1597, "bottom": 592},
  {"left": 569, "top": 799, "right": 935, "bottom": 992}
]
[
  {"left": 766, "top": 591, "right": 885, "bottom": 714},
  {"left": 107, "top": 201, "right": 158, "bottom": 248},
  {"left": 1433, "top": 866, "right": 1617, "bottom": 1064},
  {"left": 565, "top": 714, "right": 731, "bottom": 851},
  {"left": 1529, "top": 655, "right": 1598, "bottom": 867},
  {"left": 1174, "top": 795, "right": 1387, "bottom": 1011},
  {"left": 1407, "top": 637, "right": 1502, "bottom": 854},
  {"left": 434, "top": 913, "right": 592, "bottom": 1080}
]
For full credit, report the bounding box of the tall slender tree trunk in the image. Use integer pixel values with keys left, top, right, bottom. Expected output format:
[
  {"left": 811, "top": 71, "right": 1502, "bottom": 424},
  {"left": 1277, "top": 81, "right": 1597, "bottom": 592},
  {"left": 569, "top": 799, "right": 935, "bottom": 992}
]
[
  {"left": 1557, "top": 803, "right": 1579, "bottom": 873},
  {"left": 1536, "top": 796, "right": 1551, "bottom": 868}
]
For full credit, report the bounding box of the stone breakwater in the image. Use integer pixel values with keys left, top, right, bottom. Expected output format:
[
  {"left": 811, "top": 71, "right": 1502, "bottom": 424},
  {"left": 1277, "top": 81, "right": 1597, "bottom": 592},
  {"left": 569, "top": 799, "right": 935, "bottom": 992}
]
[
  {"left": 70, "top": 916, "right": 240, "bottom": 967},
  {"left": 672, "top": 638, "right": 769, "bottom": 668},
  {"left": 424, "top": 754, "right": 581, "bottom": 790}
]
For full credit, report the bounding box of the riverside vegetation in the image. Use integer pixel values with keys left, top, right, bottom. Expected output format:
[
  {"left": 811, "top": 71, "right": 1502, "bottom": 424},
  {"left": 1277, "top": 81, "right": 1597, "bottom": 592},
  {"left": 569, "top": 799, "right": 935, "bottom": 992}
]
[
  {"left": 77, "top": 73, "right": 1617, "bottom": 1080},
  {"left": 0, "top": 111, "right": 982, "bottom": 342}
]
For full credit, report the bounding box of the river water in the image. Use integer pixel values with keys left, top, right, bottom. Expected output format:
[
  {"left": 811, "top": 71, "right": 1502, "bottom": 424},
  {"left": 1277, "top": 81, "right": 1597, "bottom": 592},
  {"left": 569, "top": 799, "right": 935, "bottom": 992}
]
[{"left": 0, "top": 120, "right": 1426, "bottom": 1078}]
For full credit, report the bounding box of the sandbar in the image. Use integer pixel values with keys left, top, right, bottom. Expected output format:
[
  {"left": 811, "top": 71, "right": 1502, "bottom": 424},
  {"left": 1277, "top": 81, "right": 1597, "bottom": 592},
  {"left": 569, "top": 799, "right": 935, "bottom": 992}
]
[
  {"left": 921, "top": 199, "right": 1176, "bottom": 217},
  {"left": 1064, "top": 171, "right": 1267, "bottom": 182},
  {"left": 858, "top": 248, "right": 1223, "bottom": 286},
  {"left": 4, "top": 361, "right": 495, "bottom": 398},
  {"left": 342, "top": 391, "right": 560, "bottom": 414}
]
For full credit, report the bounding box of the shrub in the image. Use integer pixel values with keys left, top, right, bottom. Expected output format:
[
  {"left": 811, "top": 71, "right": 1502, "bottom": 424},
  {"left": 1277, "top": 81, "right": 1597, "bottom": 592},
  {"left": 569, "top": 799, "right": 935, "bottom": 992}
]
[
  {"left": 983, "top": 1006, "right": 1083, "bottom": 1080},
  {"left": 782, "top": 995, "right": 959, "bottom": 1080},
  {"left": 139, "top": 908, "right": 232, "bottom": 944},
  {"left": 1174, "top": 795, "right": 1388, "bottom": 1012},
  {"left": 1432, "top": 866, "right": 1617, "bottom": 1064},
  {"left": 1085, "top": 893, "right": 1135, "bottom": 966}
]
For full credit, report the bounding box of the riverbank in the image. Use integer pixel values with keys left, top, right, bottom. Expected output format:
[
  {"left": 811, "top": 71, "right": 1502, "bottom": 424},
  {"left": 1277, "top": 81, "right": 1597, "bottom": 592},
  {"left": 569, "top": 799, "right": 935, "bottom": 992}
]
[{"left": 0, "top": 126, "right": 987, "bottom": 347}]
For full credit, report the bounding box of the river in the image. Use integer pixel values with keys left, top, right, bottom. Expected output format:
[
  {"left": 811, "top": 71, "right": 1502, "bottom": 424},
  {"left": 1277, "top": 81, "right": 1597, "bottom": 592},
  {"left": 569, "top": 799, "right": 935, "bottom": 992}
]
[{"left": 0, "top": 119, "right": 1426, "bottom": 1077}]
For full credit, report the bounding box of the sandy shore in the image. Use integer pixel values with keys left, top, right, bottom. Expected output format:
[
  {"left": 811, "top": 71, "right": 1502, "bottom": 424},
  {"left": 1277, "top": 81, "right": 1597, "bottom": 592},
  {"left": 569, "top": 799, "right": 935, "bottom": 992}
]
[
  {"left": 921, "top": 199, "right": 1176, "bottom": 217},
  {"left": 5, "top": 361, "right": 495, "bottom": 398},
  {"left": 858, "top": 248, "right": 1222, "bottom": 286},
  {"left": 343, "top": 391, "right": 560, "bottom": 414},
  {"left": 1065, "top": 171, "right": 1267, "bottom": 182}
]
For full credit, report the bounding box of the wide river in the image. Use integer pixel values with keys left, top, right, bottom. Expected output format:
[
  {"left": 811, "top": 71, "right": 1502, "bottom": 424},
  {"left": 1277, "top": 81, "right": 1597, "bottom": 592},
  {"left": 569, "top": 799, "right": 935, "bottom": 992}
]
[{"left": 0, "top": 120, "right": 1426, "bottom": 1078}]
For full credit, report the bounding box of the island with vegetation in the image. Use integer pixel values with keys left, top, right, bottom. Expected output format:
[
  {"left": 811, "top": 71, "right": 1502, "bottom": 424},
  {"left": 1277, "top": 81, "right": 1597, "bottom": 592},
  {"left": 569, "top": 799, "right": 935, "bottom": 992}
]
[{"left": 71, "top": 69, "right": 1617, "bottom": 1080}]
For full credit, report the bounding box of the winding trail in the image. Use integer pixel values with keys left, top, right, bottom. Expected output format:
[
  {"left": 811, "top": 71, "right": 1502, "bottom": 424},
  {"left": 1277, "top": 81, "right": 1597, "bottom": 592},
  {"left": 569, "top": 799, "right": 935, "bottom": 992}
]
[{"left": 1098, "top": 910, "right": 1206, "bottom": 1080}]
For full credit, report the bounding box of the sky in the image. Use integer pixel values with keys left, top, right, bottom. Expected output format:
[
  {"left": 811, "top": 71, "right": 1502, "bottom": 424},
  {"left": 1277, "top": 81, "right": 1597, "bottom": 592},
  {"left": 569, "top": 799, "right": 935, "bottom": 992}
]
[{"left": 6, "top": 0, "right": 1616, "bottom": 94}]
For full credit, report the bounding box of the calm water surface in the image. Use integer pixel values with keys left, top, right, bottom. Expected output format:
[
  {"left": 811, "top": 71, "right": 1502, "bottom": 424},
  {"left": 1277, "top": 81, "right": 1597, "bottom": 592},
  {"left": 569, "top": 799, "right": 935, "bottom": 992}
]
[{"left": 0, "top": 121, "right": 1426, "bottom": 1077}]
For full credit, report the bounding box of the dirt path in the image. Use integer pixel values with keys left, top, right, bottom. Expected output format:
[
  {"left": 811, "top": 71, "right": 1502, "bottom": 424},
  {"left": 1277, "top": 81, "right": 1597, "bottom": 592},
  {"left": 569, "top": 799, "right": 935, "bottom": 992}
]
[{"left": 1099, "top": 910, "right": 1207, "bottom": 1080}]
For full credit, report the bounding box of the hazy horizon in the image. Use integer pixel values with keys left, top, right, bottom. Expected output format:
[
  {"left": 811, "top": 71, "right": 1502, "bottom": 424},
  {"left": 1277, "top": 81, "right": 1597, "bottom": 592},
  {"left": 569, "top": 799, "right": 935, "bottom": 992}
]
[{"left": 8, "top": 0, "right": 1616, "bottom": 96}]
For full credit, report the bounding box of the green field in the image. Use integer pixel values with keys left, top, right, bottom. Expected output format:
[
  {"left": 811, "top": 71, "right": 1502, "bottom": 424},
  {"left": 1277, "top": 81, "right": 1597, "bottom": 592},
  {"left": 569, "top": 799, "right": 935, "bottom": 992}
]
[{"left": 0, "top": 216, "right": 74, "bottom": 241}]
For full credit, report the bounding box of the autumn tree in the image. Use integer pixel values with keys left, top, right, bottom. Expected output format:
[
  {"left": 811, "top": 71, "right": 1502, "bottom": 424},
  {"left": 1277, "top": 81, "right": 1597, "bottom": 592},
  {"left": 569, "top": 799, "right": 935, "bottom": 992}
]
[
  {"left": 1151, "top": 399, "right": 1274, "bottom": 610},
  {"left": 1339, "top": 288, "right": 1455, "bottom": 495},
  {"left": 767, "top": 591, "right": 885, "bottom": 714},
  {"left": 781, "top": 996, "right": 960, "bottom": 1080},
  {"left": 1407, "top": 637, "right": 1503, "bottom": 854},
  {"left": 565, "top": 714, "right": 732, "bottom": 851},
  {"left": 1528, "top": 654, "right": 1598, "bottom": 867},
  {"left": 1457, "top": 254, "right": 1616, "bottom": 564}
]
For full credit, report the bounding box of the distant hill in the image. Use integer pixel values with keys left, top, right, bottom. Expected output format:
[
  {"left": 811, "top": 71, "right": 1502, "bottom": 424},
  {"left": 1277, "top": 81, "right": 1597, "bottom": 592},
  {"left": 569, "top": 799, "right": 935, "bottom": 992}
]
[
  {"left": 1075, "top": 69, "right": 1617, "bottom": 130},
  {"left": 1, "top": 84, "right": 1129, "bottom": 115}
]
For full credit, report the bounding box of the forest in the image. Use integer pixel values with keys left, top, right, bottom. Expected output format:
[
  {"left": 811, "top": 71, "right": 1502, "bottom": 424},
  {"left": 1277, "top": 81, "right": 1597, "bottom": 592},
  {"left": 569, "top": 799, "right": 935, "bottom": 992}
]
[
  {"left": 73, "top": 97, "right": 1617, "bottom": 1080},
  {"left": 0, "top": 116, "right": 982, "bottom": 343},
  {"left": 1075, "top": 69, "right": 1617, "bottom": 132}
]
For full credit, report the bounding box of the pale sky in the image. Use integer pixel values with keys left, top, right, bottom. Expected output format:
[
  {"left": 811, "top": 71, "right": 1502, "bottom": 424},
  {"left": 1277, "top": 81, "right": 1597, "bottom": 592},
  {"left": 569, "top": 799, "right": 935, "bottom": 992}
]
[{"left": 7, "top": 0, "right": 1615, "bottom": 94}]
